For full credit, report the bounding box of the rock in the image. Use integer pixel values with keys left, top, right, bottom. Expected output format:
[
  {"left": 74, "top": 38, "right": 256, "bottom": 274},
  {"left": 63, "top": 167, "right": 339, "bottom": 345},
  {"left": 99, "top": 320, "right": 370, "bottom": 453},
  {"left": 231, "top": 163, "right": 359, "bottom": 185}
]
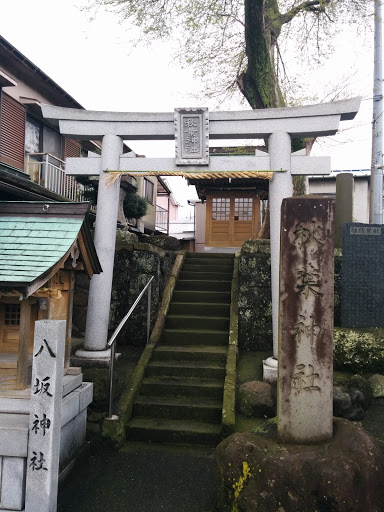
[
  {"left": 216, "top": 418, "right": 384, "bottom": 512},
  {"left": 333, "top": 376, "right": 372, "bottom": 421},
  {"left": 333, "top": 389, "right": 364, "bottom": 421},
  {"left": 115, "top": 227, "right": 139, "bottom": 249},
  {"left": 237, "top": 381, "right": 275, "bottom": 418},
  {"left": 369, "top": 374, "right": 384, "bottom": 398},
  {"left": 145, "top": 235, "right": 180, "bottom": 251},
  {"left": 348, "top": 374, "right": 372, "bottom": 408},
  {"left": 333, "top": 386, "right": 352, "bottom": 416},
  {"left": 241, "top": 239, "right": 270, "bottom": 254}
]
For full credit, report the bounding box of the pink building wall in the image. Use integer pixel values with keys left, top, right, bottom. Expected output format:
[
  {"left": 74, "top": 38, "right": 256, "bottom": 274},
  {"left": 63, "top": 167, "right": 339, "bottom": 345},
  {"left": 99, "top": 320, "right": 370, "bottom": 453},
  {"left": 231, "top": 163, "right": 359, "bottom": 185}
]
[{"left": 157, "top": 196, "right": 179, "bottom": 221}]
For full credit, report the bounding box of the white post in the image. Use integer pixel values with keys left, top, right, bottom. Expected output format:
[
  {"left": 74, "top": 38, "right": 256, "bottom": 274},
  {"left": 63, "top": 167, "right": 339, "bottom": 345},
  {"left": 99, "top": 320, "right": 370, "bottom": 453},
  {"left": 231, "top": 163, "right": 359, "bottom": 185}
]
[
  {"left": 76, "top": 134, "right": 123, "bottom": 360},
  {"left": 263, "top": 132, "right": 293, "bottom": 381},
  {"left": 372, "top": 0, "right": 384, "bottom": 224}
]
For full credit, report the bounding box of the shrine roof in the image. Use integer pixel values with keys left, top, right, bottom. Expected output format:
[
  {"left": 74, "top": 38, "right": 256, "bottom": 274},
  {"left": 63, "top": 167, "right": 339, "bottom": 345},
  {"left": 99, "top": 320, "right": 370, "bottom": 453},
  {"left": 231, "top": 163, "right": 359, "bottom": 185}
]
[{"left": 0, "top": 201, "right": 101, "bottom": 297}]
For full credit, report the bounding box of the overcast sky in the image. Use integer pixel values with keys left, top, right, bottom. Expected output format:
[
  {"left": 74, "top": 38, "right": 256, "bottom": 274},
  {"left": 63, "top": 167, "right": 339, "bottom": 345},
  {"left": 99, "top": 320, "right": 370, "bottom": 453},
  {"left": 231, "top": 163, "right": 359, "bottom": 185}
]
[{"left": 0, "top": 0, "right": 377, "bottom": 202}]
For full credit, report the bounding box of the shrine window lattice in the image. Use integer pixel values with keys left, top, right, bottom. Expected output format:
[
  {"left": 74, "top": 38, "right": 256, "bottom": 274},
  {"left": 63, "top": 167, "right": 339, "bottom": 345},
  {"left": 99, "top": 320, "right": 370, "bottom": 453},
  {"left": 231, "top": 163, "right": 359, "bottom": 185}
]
[
  {"left": 234, "top": 198, "right": 253, "bottom": 221},
  {"left": 5, "top": 304, "right": 20, "bottom": 326},
  {"left": 212, "top": 198, "right": 230, "bottom": 221}
]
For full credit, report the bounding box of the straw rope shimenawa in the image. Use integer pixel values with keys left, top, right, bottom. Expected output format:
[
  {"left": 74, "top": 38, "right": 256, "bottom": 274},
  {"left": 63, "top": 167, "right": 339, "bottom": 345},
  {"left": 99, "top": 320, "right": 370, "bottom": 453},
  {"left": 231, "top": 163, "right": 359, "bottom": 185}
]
[{"left": 104, "top": 170, "right": 273, "bottom": 186}]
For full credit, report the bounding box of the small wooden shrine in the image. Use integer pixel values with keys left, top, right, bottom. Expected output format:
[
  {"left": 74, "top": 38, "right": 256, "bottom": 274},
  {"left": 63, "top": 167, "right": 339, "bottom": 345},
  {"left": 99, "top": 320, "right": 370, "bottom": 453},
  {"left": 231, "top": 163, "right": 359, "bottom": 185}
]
[{"left": 0, "top": 201, "right": 101, "bottom": 390}]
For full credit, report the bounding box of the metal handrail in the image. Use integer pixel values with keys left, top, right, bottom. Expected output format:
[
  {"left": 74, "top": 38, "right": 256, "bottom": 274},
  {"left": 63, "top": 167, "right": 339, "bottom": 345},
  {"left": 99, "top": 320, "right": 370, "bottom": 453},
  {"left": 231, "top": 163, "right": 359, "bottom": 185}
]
[{"left": 107, "top": 276, "right": 154, "bottom": 419}]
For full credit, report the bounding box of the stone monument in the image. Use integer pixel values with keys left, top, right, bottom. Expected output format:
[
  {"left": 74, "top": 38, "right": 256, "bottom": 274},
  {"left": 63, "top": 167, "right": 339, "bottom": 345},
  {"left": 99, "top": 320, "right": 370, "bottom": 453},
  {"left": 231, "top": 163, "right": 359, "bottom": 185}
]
[
  {"left": 278, "top": 196, "right": 334, "bottom": 443},
  {"left": 215, "top": 198, "right": 384, "bottom": 512}
]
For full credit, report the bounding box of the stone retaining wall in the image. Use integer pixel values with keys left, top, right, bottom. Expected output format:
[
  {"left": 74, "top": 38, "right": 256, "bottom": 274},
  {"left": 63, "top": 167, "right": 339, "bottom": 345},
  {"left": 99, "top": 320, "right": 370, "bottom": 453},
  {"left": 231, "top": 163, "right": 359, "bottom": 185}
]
[
  {"left": 72, "top": 230, "right": 178, "bottom": 347},
  {"left": 238, "top": 239, "right": 342, "bottom": 352},
  {"left": 238, "top": 240, "right": 272, "bottom": 351}
]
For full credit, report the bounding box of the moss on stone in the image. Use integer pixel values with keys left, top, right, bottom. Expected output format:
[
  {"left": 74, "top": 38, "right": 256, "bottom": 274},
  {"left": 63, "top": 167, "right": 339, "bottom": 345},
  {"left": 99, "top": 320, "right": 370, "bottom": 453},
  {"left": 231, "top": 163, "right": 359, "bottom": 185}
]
[
  {"left": 144, "top": 234, "right": 181, "bottom": 251},
  {"left": 241, "top": 239, "right": 270, "bottom": 254},
  {"left": 235, "top": 415, "right": 266, "bottom": 433},
  {"left": 238, "top": 242, "right": 272, "bottom": 351},
  {"left": 222, "top": 256, "right": 239, "bottom": 438},
  {"left": 250, "top": 417, "right": 277, "bottom": 439},
  {"left": 237, "top": 351, "right": 270, "bottom": 384},
  {"left": 115, "top": 228, "right": 138, "bottom": 250},
  {"left": 222, "top": 345, "right": 238, "bottom": 438},
  {"left": 216, "top": 420, "right": 384, "bottom": 512},
  {"left": 101, "top": 416, "right": 126, "bottom": 449}
]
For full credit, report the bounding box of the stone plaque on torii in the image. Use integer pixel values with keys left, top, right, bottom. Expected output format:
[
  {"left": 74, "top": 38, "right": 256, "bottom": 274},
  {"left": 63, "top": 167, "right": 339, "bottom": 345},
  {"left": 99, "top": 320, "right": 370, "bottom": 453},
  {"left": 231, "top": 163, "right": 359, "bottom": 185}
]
[{"left": 42, "top": 99, "right": 360, "bottom": 369}]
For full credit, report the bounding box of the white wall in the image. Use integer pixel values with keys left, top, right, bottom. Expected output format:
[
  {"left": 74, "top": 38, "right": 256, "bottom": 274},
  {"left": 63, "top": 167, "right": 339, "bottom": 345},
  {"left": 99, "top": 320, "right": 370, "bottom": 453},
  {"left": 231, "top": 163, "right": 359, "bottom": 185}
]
[{"left": 308, "top": 175, "right": 370, "bottom": 223}]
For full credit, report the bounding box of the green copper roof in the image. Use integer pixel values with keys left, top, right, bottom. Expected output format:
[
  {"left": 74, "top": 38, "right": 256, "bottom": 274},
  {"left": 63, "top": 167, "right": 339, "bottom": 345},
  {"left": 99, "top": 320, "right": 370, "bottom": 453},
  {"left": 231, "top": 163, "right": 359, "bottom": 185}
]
[{"left": 0, "top": 216, "right": 82, "bottom": 284}]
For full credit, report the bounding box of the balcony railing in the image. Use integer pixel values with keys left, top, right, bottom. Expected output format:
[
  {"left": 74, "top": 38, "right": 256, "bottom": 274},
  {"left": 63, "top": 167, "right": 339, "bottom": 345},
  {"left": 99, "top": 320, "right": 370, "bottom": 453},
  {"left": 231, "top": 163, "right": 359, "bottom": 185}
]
[
  {"left": 26, "top": 153, "right": 85, "bottom": 201},
  {"left": 155, "top": 205, "right": 168, "bottom": 234}
]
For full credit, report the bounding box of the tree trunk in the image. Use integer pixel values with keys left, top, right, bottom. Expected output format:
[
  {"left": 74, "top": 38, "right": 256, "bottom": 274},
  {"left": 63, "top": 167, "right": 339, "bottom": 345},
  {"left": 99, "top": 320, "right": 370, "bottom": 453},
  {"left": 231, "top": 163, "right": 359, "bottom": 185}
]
[{"left": 237, "top": 0, "right": 284, "bottom": 109}]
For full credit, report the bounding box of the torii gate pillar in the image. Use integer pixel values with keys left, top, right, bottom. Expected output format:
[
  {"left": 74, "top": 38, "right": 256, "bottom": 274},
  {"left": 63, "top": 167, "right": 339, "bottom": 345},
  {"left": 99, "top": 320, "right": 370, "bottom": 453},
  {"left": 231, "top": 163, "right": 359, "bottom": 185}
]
[
  {"left": 264, "top": 132, "right": 293, "bottom": 379},
  {"left": 76, "top": 134, "right": 123, "bottom": 361}
]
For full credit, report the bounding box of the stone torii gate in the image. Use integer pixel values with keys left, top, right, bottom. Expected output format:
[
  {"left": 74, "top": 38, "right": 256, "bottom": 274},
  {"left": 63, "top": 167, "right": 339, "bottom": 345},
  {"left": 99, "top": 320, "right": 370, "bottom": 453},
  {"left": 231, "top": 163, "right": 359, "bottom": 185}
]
[{"left": 42, "top": 99, "right": 361, "bottom": 373}]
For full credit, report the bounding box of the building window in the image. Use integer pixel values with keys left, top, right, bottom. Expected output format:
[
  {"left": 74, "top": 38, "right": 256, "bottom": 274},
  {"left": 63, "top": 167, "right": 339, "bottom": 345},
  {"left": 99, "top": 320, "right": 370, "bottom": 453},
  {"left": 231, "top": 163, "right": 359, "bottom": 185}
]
[
  {"left": 25, "top": 116, "right": 41, "bottom": 154},
  {"left": 5, "top": 304, "right": 20, "bottom": 326},
  {"left": 144, "top": 178, "right": 154, "bottom": 204}
]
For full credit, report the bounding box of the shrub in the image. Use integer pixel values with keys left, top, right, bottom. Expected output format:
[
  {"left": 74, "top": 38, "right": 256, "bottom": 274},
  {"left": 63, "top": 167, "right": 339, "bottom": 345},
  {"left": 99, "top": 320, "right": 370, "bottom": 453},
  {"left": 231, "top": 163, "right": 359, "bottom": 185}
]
[
  {"left": 333, "top": 327, "right": 384, "bottom": 373},
  {"left": 123, "top": 192, "right": 148, "bottom": 219}
]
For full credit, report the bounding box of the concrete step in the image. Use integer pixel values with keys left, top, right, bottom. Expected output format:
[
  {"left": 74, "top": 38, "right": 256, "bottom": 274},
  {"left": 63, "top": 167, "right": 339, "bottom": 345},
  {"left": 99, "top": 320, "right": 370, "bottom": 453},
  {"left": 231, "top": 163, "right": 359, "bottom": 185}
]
[
  {"left": 126, "top": 417, "right": 221, "bottom": 445},
  {"left": 140, "top": 376, "right": 224, "bottom": 399},
  {"left": 186, "top": 252, "right": 235, "bottom": 258},
  {"left": 146, "top": 360, "right": 226, "bottom": 379},
  {"left": 165, "top": 315, "right": 230, "bottom": 331},
  {"left": 133, "top": 395, "right": 222, "bottom": 423},
  {"left": 161, "top": 328, "right": 228, "bottom": 346},
  {"left": 179, "top": 271, "right": 233, "bottom": 281},
  {"left": 172, "top": 290, "right": 231, "bottom": 303},
  {"left": 168, "top": 302, "right": 230, "bottom": 317},
  {"left": 176, "top": 279, "right": 232, "bottom": 292},
  {"left": 185, "top": 254, "right": 234, "bottom": 264},
  {"left": 182, "top": 263, "right": 234, "bottom": 273},
  {"left": 152, "top": 344, "right": 227, "bottom": 364}
]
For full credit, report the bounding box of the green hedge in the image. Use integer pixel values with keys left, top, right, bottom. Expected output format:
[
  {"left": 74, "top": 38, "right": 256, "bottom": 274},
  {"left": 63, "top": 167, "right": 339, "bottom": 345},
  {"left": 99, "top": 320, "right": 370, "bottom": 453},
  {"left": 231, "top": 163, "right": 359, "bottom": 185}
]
[{"left": 334, "top": 327, "right": 384, "bottom": 373}]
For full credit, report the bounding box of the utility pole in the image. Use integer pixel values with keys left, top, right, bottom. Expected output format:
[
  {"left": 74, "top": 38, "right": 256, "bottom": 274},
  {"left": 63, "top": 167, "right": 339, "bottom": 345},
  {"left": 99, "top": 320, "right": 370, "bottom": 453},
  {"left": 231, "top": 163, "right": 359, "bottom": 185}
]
[{"left": 371, "top": 0, "right": 384, "bottom": 224}]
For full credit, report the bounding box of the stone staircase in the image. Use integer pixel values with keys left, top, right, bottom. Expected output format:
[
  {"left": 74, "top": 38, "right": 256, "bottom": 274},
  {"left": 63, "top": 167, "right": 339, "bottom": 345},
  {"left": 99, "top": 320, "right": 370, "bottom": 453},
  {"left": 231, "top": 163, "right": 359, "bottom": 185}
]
[{"left": 126, "top": 252, "right": 235, "bottom": 445}]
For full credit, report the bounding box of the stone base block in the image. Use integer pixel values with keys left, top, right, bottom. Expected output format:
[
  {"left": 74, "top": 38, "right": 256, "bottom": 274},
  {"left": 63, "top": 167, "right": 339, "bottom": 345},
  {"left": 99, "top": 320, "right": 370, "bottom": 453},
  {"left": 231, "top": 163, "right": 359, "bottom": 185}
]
[
  {"left": 1, "top": 456, "right": 26, "bottom": 510},
  {"left": 216, "top": 418, "right": 384, "bottom": 512},
  {"left": 72, "top": 348, "right": 111, "bottom": 368},
  {"left": 71, "top": 349, "right": 121, "bottom": 368},
  {"left": 262, "top": 357, "right": 277, "bottom": 383}
]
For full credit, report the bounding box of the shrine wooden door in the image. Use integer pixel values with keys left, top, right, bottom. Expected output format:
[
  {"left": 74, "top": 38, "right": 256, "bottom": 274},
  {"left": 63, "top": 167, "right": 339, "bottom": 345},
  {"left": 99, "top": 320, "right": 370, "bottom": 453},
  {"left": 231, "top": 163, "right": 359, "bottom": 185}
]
[{"left": 205, "top": 191, "right": 260, "bottom": 247}]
